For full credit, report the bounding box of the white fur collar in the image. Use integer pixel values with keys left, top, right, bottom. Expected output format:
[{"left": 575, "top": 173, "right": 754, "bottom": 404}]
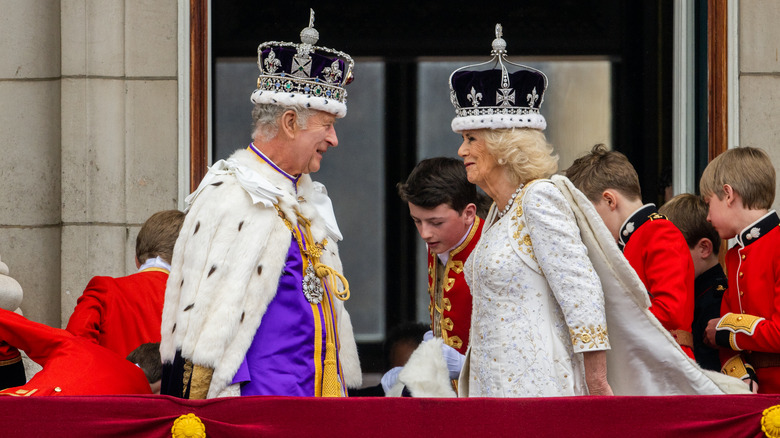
[{"left": 199, "top": 149, "right": 342, "bottom": 242}]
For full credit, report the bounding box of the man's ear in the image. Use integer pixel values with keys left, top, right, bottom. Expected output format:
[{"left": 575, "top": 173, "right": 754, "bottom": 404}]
[
  {"left": 694, "top": 237, "right": 714, "bottom": 259},
  {"left": 602, "top": 190, "right": 618, "bottom": 211},
  {"left": 279, "top": 110, "right": 298, "bottom": 139}
]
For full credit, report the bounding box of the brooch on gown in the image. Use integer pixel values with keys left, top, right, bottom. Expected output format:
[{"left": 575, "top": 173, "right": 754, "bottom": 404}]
[
  {"left": 303, "top": 264, "right": 325, "bottom": 303},
  {"left": 275, "top": 205, "right": 350, "bottom": 304}
]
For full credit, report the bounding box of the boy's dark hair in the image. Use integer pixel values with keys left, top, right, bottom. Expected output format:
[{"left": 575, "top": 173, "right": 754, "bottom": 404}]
[
  {"left": 658, "top": 194, "right": 721, "bottom": 255},
  {"left": 383, "top": 322, "right": 429, "bottom": 370},
  {"left": 136, "top": 210, "right": 185, "bottom": 264},
  {"left": 126, "top": 342, "right": 162, "bottom": 384},
  {"left": 565, "top": 144, "right": 642, "bottom": 203},
  {"left": 397, "top": 157, "right": 477, "bottom": 212}
]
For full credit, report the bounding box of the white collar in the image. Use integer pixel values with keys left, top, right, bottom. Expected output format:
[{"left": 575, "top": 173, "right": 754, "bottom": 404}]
[
  {"left": 138, "top": 256, "right": 171, "bottom": 272},
  {"left": 184, "top": 150, "right": 343, "bottom": 242}
]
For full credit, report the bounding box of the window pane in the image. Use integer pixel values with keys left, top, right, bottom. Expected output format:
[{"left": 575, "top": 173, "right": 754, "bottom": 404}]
[
  {"left": 316, "top": 62, "right": 386, "bottom": 342},
  {"left": 214, "top": 58, "right": 256, "bottom": 160}
]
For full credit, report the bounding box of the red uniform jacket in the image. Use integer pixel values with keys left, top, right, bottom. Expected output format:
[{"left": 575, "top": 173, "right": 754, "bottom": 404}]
[
  {"left": 428, "top": 217, "right": 483, "bottom": 354},
  {"left": 620, "top": 204, "right": 695, "bottom": 359},
  {"left": 0, "top": 309, "right": 151, "bottom": 396},
  {"left": 716, "top": 211, "right": 780, "bottom": 393},
  {"left": 66, "top": 268, "right": 168, "bottom": 358}
]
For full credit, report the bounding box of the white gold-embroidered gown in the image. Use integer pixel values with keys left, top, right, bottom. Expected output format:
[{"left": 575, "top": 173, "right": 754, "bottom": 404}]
[{"left": 462, "top": 179, "right": 610, "bottom": 397}]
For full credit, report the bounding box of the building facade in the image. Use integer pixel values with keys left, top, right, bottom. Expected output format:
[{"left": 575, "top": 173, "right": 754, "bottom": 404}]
[{"left": 0, "top": 1, "right": 778, "bottom": 362}]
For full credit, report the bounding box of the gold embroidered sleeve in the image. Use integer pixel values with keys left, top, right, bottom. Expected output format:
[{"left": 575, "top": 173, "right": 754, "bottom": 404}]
[
  {"left": 0, "top": 388, "right": 40, "bottom": 396},
  {"left": 718, "top": 313, "right": 764, "bottom": 336},
  {"left": 570, "top": 325, "right": 609, "bottom": 352},
  {"left": 183, "top": 360, "right": 214, "bottom": 399},
  {"left": 721, "top": 354, "right": 753, "bottom": 380}
]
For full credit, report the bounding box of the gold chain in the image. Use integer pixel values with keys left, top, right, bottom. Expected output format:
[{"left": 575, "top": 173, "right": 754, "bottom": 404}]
[{"left": 275, "top": 205, "right": 350, "bottom": 301}]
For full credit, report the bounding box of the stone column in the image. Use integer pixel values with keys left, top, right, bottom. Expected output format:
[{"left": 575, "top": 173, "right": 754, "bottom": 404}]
[
  {"left": 60, "top": 0, "right": 179, "bottom": 326},
  {"left": 738, "top": 0, "right": 780, "bottom": 211},
  {"left": 0, "top": 1, "right": 62, "bottom": 326}
]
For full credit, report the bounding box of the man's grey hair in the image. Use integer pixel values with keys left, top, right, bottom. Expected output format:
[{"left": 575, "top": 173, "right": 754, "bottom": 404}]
[{"left": 251, "top": 103, "right": 314, "bottom": 142}]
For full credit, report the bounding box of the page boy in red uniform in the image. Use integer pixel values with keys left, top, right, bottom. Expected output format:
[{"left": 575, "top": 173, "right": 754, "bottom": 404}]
[
  {"left": 0, "top": 309, "right": 151, "bottom": 396},
  {"left": 397, "top": 157, "right": 484, "bottom": 355},
  {"left": 383, "top": 157, "right": 485, "bottom": 395},
  {"left": 66, "top": 210, "right": 184, "bottom": 358},
  {"left": 702, "top": 147, "right": 780, "bottom": 394},
  {"left": 566, "top": 144, "right": 696, "bottom": 359},
  {"left": 659, "top": 194, "right": 726, "bottom": 371}
]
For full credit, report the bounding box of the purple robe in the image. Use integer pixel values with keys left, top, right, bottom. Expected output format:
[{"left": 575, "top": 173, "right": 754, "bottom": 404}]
[{"left": 231, "top": 147, "right": 345, "bottom": 396}]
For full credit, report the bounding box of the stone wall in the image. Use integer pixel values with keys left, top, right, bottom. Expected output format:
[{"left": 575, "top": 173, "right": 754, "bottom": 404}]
[
  {"left": 739, "top": 0, "right": 780, "bottom": 212},
  {"left": 60, "top": 0, "right": 180, "bottom": 327},
  {"left": 0, "top": 0, "right": 180, "bottom": 327},
  {"left": 0, "top": 1, "right": 63, "bottom": 326}
]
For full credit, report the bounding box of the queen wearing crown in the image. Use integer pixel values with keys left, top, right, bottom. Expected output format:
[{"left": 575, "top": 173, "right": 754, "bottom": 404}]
[{"left": 450, "top": 25, "right": 613, "bottom": 397}]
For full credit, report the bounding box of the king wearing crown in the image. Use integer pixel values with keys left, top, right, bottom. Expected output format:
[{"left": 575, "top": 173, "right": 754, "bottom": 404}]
[{"left": 159, "top": 10, "right": 361, "bottom": 399}]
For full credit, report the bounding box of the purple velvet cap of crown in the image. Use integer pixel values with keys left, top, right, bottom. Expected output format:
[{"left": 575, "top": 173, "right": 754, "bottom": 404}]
[
  {"left": 260, "top": 47, "right": 348, "bottom": 87},
  {"left": 451, "top": 68, "right": 545, "bottom": 110},
  {"left": 251, "top": 46, "right": 352, "bottom": 118},
  {"left": 449, "top": 24, "right": 548, "bottom": 132},
  {"left": 449, "top": 67, "right": 547, "bottom": 132},
  {"left": 250, "top": 10, "right": 354, "bottom": 118}
]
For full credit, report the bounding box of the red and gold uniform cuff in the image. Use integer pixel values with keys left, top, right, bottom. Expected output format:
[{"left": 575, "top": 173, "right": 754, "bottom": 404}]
[
  {"left": 721, "top": 354, "right": 757, "bottom": 382},
  {"left": 716, "top": 313, "right": 765, "bottom": 351}
]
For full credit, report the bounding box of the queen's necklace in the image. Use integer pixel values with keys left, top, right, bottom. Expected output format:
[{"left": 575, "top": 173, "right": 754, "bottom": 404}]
[{"left": 497, "top": 184, "right": 525, "bottom": 218}]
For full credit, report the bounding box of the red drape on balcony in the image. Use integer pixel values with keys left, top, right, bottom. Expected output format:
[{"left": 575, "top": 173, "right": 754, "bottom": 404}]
[{"left": 2, "top": 394, "right": 780, "bottom": 437}]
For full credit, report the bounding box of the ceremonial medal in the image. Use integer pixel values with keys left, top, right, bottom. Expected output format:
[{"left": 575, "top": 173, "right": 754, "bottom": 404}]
[{"left": 302, "top": 264, "right": 325, "bottom": 304}]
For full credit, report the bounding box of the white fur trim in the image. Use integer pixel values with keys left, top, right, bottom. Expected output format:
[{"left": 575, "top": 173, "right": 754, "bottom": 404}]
[
  {"left": 451, "top": 112, "right": 547, "bottom": 132},
  {"left": 387, "top": 338, "right": 456, "bottom": 398},
  {"left": 335, "top": 304, "right": 362, "bottom": 388},
  {"left": 215, "top": 383, "right": 241, "bottom": 398},
  {"left": 160, "top": 148, "right": 361, "bottom": 397},
  {"left": 250, "top": 89, "right": 346, "bottom": 118},
  {"left": 550, "top": 175, "right": 749, "bottom": 395}
]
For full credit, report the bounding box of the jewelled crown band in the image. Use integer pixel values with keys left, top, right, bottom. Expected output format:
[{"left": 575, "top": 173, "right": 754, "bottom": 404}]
[
  {"left": 250, "top": 9, "right": 355, "bottom": 118},
  {"left": 449, "top": 24, "right": 548, "bottom": 132}
]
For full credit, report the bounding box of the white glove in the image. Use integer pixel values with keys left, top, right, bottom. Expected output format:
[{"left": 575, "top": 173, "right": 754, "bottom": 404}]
[
  {"left": 423, "top": 330, "right": 465, "bottom": 380},
  {"left": 381, "top": 366, "right": 403, "bottom": 394},
  {"left": 440, "top": 342, "right": 465, "bottom": 380}
]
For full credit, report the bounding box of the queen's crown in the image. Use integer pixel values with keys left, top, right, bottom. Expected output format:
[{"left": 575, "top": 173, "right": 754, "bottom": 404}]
[{"left": 449, "top": 24, "right": 548, "bottom": 132}]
